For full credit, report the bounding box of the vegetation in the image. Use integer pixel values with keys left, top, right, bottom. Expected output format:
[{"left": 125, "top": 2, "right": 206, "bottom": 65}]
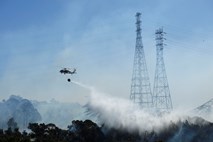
[{"left": 0, "top": 119, "right": 213, "bottom": 142}]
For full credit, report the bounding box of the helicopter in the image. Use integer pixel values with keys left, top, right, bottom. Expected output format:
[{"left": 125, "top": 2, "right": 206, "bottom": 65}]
[{"left": 60, "top": 68, "right": 76, "bottom": 82}]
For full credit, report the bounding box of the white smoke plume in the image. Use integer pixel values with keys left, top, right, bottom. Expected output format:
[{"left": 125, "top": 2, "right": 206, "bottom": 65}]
[{"left": 72, "top": 81, "right": 209, "bottom": 133}]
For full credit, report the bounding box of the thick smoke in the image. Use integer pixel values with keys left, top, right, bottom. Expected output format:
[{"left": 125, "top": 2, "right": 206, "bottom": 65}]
[{"left": 73, "top": 81, "right": 210, "bottom": 133}]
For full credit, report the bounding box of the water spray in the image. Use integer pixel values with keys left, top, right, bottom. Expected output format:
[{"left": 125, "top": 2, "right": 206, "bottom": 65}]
[{"left": 71, "top": 81, "right": 206, "bottom": 133}]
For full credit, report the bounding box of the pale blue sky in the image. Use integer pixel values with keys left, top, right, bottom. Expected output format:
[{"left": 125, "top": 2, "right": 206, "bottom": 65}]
[{"left": 0, "top": 0, "right": 213, "bottom": 109}]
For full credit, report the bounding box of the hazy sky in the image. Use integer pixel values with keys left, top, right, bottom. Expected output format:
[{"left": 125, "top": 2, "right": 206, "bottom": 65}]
[{"left": 0, "top": 0, "right": 213, "bottom": 109}]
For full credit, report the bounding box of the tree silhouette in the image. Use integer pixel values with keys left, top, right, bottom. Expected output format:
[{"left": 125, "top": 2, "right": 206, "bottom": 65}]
[{"left": 7, "top": 117, "right": 18, "bottom": 132}]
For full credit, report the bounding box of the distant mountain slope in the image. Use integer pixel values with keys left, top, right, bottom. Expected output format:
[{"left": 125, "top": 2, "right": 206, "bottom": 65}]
[
  {"left": 0, "top": 95, "right": 88, "bottom": 129},
  {"left": 0, "top": 95, "right": 41, "bottom": 129}
]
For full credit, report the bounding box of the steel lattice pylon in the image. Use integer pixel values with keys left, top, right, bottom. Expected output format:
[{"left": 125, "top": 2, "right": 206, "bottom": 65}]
[
  {"left": 130, "top": 13, "right": 153, "bottom": 108},
  {"left": 153, "top": 28, "right": 173, "bottom": 112}
]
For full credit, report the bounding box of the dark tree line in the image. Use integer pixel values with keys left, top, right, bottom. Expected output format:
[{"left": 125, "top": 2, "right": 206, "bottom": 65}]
[
  {"left": 0, "top": 120, "right": 105, "bottom": 142},
  {"left": 0, "top": 118, "right": 213, "bottom": 142}
]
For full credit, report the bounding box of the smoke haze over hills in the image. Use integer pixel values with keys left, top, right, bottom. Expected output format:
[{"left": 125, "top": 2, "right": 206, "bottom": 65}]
[
  {"left": 1, "top": 81, "right": 213, "bottom": 134},
  {"left": 1, "top": 83, "right": 213, "bottom": 141},
  {"left": 0, "top": 95, "right": 87, "bottom": 129},
  {"left": 31, "top": 98, "right": 86, "bottom": 128},
  {"left": 0, "top": 95, "right": 41, "bottom": 129}
]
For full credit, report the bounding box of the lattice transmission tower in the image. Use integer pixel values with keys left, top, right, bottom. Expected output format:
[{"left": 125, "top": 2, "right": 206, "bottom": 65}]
[
  {"left": 153, "top": 28, "right": 173, "bottom": 112},
  {"left": 130, "top": 13, "right": 153, "bottom": 108}
]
